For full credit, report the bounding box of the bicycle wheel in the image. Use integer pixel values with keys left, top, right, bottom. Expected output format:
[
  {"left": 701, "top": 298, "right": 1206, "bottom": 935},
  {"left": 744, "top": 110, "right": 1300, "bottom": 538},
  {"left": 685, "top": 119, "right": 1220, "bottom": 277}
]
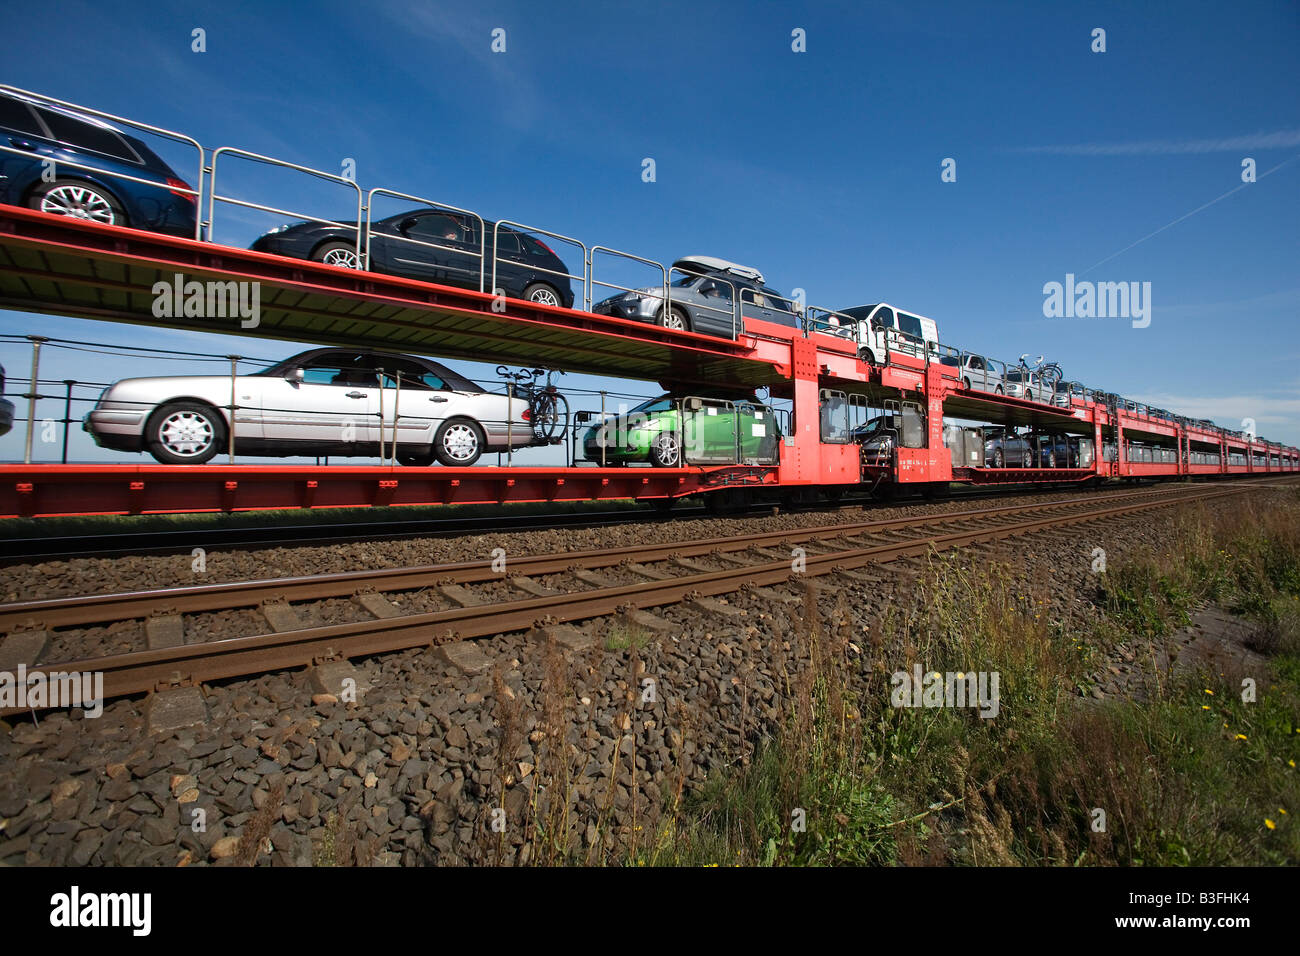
[{"left": 531, "top": 393, "right": 560, "bottom": 440}]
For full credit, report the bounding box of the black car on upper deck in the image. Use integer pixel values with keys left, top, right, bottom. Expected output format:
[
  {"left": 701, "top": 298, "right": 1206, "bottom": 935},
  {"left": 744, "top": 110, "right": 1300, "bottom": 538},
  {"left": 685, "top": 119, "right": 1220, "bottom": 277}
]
[{"left": 251, "top": 208, "right": 575, "bottom": 308}]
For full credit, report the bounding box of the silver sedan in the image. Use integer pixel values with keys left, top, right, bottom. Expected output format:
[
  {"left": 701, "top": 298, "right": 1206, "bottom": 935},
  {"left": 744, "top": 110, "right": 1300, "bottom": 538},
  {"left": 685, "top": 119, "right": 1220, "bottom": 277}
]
[{"left": 84, "top": 348, "right": 539, "bottom": 466}]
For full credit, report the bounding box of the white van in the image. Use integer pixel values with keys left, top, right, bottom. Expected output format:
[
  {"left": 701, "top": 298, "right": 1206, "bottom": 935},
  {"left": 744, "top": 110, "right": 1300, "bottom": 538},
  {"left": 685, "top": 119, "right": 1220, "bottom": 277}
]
[{"left": 827, "top": 302, "right": 939, "bottom": 365}]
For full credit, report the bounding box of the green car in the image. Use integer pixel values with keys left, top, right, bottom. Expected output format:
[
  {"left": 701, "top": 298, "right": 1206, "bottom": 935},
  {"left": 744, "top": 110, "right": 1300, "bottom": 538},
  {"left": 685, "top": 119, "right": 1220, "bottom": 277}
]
[{"left": 582, "top": 394, "right": 780, "bottom": 467}]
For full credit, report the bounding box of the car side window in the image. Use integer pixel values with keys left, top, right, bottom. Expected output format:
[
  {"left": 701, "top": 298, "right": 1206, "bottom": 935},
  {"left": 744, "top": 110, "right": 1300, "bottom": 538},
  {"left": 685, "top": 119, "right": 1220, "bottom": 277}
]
[
  {"left": 763, "top": 288, "right": 792, "bottom": 313},
  {"left": 302, "top": 353, "right": 380, "bottom": 387},
  {"left": 34, "top": 107, "right": 141, "bottom": 163},
  {"left": 0, "top": 97, "right": 44, "bottom": 136},
  {"left": 406, "top": 214, "right": 463, "bottom": 243},
  {"left": 379, "top": 358, "right": 442, "bottom": 390},
  {"left": 300, "top": 356, "right": 351, "bottom": 386},
  {"left": 493, "top": 231, "right": 522, "bottom": 255},
  {"left": 874, "top": 308, "right": 895, "bottom": 329},
  {"left": 898, "top": 313, "right": 923, "bottom": 339},
  {"left": 699, "top": 280, "right": 733, "bottom": 303}
]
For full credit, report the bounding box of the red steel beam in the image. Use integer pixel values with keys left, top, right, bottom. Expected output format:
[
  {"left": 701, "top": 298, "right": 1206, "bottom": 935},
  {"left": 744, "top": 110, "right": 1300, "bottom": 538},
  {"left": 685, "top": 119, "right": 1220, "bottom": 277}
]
[{"left": 0, "top": 463, "right": 777, "bottom": 518}]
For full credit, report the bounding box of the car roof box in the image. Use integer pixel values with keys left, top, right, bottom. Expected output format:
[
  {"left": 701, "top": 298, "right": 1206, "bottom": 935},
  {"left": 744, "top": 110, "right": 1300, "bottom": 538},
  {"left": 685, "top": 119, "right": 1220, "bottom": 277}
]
[{"left": 672, "top": 256, "right": 764, "bottom": 283}]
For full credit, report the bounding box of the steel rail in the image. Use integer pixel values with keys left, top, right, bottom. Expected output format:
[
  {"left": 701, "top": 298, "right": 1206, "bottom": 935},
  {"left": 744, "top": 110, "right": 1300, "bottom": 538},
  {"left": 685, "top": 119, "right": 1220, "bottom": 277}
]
[
  {"left": 0, "top": 483, "right": 1231, "bottom": 631},
  {"left": 0, "top": 484, "right": 1247, "bottom": 713}
]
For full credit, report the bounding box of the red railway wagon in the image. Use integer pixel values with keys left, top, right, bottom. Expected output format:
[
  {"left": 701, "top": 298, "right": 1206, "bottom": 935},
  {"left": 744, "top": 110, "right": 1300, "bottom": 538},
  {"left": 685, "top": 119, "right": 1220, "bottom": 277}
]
[{"left": 0, "top": 205, "right": 1295, "bottom": 519}]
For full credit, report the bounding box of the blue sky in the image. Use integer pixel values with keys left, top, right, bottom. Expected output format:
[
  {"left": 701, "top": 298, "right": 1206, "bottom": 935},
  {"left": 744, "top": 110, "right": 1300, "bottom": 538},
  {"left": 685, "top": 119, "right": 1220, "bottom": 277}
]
[{"left": 2, "top": 0, "right": 1298, "bottom": 463}]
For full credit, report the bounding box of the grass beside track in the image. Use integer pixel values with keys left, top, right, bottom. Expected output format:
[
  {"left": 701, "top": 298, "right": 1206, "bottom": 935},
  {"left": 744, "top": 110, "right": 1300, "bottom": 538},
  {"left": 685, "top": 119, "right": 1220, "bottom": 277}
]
[{"left": 629, "top": 490, "right": 1300, "bottom": 867}]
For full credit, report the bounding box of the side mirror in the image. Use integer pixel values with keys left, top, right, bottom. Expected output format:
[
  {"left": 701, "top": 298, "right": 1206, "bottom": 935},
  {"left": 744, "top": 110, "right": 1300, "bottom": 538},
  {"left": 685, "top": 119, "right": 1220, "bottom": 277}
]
[
  {"left": 287, "top": 367, "right": 305, "bottom": 384},
  {"left": 686, "top": 397, "right": 703, "bottom": 412},
  {"left": 398, "top": 218, "right": 418, "bottom": 233},
  {"left": 574, "top": 410, "right": 596, "bottom": 424}
]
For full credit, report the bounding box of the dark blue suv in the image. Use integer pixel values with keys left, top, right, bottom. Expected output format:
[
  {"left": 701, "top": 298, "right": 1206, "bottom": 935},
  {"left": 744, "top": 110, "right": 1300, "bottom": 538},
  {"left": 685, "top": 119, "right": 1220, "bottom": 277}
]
[{"left": 0, "top": 90, "right": 197, "bottom": 237}]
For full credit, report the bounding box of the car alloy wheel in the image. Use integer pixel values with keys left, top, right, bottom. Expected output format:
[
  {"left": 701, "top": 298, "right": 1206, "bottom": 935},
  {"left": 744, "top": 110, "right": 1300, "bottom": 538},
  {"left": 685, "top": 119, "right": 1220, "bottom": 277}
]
[
  {"left": 993, "top": 448, "right": 1004, "bottom": 468},
  {"left": 314, "top": 241, "right": 362, "bottom": 269},
  {"left": 524, "top": 283, "right": 561, "bottom": 307},
  {"left": 650, "top": 432, "right": 681, "bottom": 467},
  {"left": 439, "top": 422, "right": 480, "bottom": 463},
  {"left": 159, "top": 410, "right": 216, "bottom": 459},
  {"left": 38, "top": 183, "right": 119, "bottom": 224},
  {"left": 660, "top": 307, "right": 688, "bottom": 331}
]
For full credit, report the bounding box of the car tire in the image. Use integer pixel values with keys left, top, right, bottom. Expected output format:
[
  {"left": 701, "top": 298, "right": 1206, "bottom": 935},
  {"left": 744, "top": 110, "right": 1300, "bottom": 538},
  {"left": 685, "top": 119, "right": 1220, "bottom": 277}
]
[
  {"left": 962, "top": 377, "right": 971, "bottom": 390},
  {"left": 312, "top": 240, "right": 362, "bottom": 269},
  {"left": 1025, "top": 390, "right": 1035, "bottom": 403},
  {"left": 523, "top": 282, "right": 562, "bottom": 307},
  {"left": 29, "top": 179, "right": 126, "bottom": 227},
  {"left": 1047, "top": 450, "right": 1057, "bottom": 468},
  {"left": 993, "top": 448, "right": 1005, "bottom": 468},
  {"left": 433, "top": 418, "right": 485, "bottom": 466},
  {"left": 145, "top": 401, "right": 225, "bottom": 465},
  {"left": 1022, "top": 450, "right": 1032, "bottom": 468},
  {"left": 859, "top": 349, "right": 877, "bottom": 366},
  {"left": 659, "top": 307, "right": 690, "bottom": 332},
  {"left": 649, "top": 431, "right": 681, "bottom": 468}
]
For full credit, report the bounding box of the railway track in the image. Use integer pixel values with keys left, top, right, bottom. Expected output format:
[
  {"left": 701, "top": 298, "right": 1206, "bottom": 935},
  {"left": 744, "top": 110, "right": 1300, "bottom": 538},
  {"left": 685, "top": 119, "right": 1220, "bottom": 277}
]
[
  {"left": 0, "top": 479, "right": 1282, "bottom": 715},
  {"left": 0, "top": 478, "right": 1103, "bottom": 563}
]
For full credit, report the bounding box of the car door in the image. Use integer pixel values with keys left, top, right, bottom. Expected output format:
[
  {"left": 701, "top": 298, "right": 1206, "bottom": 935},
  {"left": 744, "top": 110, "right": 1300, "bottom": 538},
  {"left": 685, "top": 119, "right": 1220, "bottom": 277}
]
[
  {"left": 737, "top": 402, "right": 778, "bottom": 463},
  {"left": 261, "top": 351, "right": 379, "bottom": 451},
  {"left": 488, "top": 225, "right": 530, "bottom": 298},
  {"left": 373, "top": 356, "right": 458, "bottom": 450},
  {"left": 895, "top": 312, "right": 925, "bottom": 357},
  {"left": 0, "top": 96, "right": 48, "bottom": 205},
  {"left": 383, "top": 212, "right": 467, "bottom": 284},
  {"left": 871, "top": 307, "right": 897, "bottom": 356},
  {"left": 692, "top": 277, "right": 736, "bottom": 337}
]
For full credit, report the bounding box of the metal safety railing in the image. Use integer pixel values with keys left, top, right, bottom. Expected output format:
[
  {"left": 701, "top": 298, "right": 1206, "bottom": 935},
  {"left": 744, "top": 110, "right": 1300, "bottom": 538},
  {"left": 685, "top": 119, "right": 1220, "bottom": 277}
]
[
  {"left": 491, "top": 220, "right": 585, "bottom": 307},
  {"left": 207, "top": 146, "right": 365, "bottom": 260},
  {"left": 365, "top": 187, "right": 487, "bottom": 291},
  {"left": 587, "top": 245, "right": 668, "bottom": 317},
  {"left": 668, "top": 266, "right": 741, "bottom": 338}
]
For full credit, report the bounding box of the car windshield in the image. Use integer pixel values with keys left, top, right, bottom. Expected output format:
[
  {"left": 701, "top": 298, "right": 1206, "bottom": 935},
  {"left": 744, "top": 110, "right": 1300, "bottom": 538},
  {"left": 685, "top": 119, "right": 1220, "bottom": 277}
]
[{"left": 630, "top": 395, "right": 674, "bottom": 414}]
